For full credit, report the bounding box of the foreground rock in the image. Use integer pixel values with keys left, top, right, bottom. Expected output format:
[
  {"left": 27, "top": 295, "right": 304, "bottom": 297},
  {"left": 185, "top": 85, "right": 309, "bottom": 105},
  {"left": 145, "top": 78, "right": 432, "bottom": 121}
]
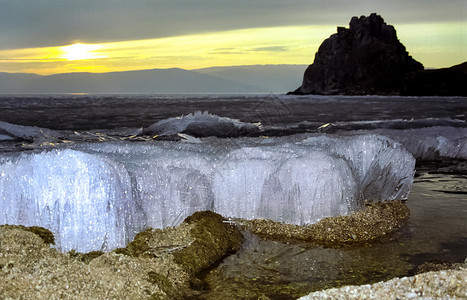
[
  {"left": 299, "top": 262, "right": 467, "bottom": 299},
  {"left": 291, "top": 13, "right": 423, "bottom": 95},
  {"left": 4, "top": 204, "right": 459, "bottom": 299},
  {"left": 0, "top": 211, "right": 243, "bottom": 299},
  {"left": 239, "top": 200, "right": 410, "bottom": 246}
]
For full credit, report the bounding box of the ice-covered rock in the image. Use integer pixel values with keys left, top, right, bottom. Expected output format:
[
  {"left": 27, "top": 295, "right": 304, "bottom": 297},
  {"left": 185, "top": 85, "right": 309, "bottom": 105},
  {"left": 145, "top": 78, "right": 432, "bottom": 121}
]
[
  {"left": 0, "top": 134, "right": 415, "bottom": 251},
  {"left": 142, "top": 111, "right": 262, "bottom": 137}
]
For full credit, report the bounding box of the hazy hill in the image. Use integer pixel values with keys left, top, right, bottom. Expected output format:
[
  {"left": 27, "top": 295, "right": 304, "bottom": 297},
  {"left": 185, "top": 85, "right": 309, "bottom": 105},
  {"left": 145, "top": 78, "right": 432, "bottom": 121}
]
[
  {"left": 0, "top": 65, "right": 307, "bottom": 94},
  {"left": 194, "top": 65, "right": 307, "bottom": 93},
  {"left": 0, "top": 73, "right": 41, "bottom": 93}
]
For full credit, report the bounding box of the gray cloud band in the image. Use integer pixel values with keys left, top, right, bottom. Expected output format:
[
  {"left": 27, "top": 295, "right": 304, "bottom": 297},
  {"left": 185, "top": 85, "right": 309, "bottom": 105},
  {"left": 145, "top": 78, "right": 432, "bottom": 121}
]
[{"left": 0, "top": 0, "right": 464, "bottom": 50}]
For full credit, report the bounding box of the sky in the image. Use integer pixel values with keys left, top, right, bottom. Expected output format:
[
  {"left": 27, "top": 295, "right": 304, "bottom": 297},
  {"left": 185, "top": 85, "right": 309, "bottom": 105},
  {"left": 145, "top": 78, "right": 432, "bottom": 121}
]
[{"left": 0, "top": 0, "right": 465, "bottom": 75}]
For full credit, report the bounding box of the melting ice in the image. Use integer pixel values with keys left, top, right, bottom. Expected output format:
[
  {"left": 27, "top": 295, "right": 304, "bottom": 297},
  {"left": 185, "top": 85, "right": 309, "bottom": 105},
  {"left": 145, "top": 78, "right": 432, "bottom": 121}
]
[{"left": 0, "top": 133, "right": 416, "bottom": 252}]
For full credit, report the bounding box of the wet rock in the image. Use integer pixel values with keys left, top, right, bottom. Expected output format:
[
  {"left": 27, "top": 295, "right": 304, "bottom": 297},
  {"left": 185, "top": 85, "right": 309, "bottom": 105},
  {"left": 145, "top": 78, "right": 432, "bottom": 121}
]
[
  {"left": 416, "top": 261, "right": 456, "bottom": 274},
  {"left": 0, "top": 224, "right": 55, "bottom": 245},
  {"left": 0, "top": 211, "right": 243, "bottom": 299},
  {"left": 239, "top": 200, "right": 410, "bottom": 246},
  {"left": 67, "top": 249, "right": 104, "bottom": 264},
  {"left": 172, "top": 211, "right": 244, "bottom": 275},
  {"left": 123, "top": 211, "right": 243, "bottom": 276}
]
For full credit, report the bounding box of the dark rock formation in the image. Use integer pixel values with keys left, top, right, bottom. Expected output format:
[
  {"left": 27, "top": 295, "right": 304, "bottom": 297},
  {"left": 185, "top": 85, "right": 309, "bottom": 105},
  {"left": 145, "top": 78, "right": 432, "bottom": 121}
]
[
  {"left": 402, "top": 62, "right": 467, "bottom": 96},
  {"left": 291, "top": 13, "right": 424, "bottom": 95}
]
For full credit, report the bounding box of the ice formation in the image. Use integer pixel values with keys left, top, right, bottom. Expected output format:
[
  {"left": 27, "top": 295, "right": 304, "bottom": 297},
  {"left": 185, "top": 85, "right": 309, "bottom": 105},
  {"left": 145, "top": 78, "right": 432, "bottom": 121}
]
[
  {"left": 298, "top": 134, "right": 416, "bottom": 201},
  {"left": 371, "top": 127, "right": 467, "bottom": 160},
  {"left": 0, "top": 134, "right": 415, "bottom": 252},
  {"left": 0, "top": 149, "right": 141, "bottom": 253},
  {"left": 0, "top": 120, "right": 58, "bottom": 141},
  {"left": 212, "top": 147, "right": 356, "bottom": 225},
  {"left": 142, "top": 111, "right": 262, "bottom": 137}
]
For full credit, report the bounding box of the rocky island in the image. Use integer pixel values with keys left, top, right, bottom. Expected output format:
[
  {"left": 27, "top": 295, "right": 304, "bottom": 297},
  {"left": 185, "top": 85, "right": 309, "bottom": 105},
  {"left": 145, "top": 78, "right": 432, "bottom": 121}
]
[{"left": 290, "top": 13, "right": 467, "bottom": 96}]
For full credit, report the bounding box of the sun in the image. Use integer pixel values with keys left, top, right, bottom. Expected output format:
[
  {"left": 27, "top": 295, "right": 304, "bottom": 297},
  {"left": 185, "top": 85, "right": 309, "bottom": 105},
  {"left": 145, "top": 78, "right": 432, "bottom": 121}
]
[{"left": 61, "top": 43, "right": 103, "bottom": 61}]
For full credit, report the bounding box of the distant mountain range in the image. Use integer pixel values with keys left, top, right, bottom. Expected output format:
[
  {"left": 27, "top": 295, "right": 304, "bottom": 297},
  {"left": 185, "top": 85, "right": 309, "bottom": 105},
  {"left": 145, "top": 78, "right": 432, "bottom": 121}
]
[{"left": 0, "top": 65, "right": 307, "bottom": 94}]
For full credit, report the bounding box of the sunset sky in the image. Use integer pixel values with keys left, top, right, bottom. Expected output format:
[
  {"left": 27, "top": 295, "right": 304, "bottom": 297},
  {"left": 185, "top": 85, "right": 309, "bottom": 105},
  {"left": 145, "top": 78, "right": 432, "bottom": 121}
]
[{"left": 0, "top": 0, "right": 465, "bottom": 75}]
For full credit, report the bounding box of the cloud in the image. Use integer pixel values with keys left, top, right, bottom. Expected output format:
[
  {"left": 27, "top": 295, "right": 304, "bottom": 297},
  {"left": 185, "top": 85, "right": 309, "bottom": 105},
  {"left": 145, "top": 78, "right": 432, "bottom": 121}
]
[
  {"left": 208, "top": 46, "right": 289, "bottom": 55},
  {"left": 249, "top": 46, "right": 289, "bottom": 52},
  {"left": 0, "top": 0, "right": 465, "bottom": 50}
]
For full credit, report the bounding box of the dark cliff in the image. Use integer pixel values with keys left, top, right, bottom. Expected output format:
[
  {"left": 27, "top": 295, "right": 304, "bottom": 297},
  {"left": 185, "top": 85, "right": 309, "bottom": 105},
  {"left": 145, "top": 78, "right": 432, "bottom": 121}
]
[
  {"left": 402, "top": 62, "right": 467, "bottom": 96},
  {"left": 291, "top": 13, "right": 424, "bottom": 95}
]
